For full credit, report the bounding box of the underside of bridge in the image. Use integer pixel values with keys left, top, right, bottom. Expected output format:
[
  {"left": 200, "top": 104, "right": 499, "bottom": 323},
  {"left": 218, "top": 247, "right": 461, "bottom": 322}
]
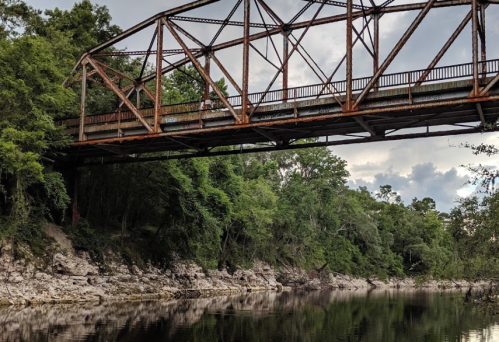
[{"left": 57, "top": 0, "right": 499, "bottom": 165}]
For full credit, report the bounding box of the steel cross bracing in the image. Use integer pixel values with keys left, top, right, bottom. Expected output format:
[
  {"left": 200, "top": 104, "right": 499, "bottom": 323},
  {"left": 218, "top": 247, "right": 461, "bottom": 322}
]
[{"left": 59, "top": 0, "right": 499, "bottom": 165}]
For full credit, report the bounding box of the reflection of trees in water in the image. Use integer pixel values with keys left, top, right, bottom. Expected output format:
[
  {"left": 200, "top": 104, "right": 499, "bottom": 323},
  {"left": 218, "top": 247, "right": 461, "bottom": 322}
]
[{"left": 0, "top": 290, "right": 497, "bottom": 342}]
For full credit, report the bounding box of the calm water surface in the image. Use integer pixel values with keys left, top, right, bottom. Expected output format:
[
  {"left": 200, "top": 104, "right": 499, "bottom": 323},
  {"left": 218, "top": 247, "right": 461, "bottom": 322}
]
[{"left": 1, "top": 290, "right": 498, "bottom": 342}]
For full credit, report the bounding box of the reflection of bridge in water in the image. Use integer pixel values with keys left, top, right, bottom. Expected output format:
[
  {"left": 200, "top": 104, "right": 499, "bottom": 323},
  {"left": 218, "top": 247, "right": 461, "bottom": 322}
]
[{"left": 57, "top": 0, "right": 499, "bottom": 165}]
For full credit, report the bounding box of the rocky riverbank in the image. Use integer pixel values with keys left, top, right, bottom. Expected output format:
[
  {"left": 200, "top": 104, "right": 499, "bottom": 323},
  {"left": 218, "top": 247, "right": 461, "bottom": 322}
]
[{"left": 0, "top": 224, "right": 492, "bottom": 306}]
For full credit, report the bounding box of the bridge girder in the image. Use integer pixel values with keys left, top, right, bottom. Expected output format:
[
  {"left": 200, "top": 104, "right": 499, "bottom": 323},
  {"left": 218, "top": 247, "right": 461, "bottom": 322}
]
[{"left": 60, "top": 0, "right": 499, "bottom": 164}]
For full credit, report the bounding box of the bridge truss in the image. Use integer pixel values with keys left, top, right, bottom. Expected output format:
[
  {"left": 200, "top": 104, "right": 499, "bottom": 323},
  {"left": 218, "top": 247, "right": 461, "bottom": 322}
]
[{"left": 60, "top": 0, "right": 499, "bottom": 164}]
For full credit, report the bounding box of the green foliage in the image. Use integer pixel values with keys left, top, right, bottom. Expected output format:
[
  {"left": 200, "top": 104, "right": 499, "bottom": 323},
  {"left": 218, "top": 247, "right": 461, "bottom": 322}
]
[
  {"left": 164, "top": 64, "right": 229, "bottom": 105},
  {"left": 67, "top": 219, "right": 113, "bottom": 266},
  {"left": 0, "top": 30, "right": 72, "bottom": 233},
  {"left": 1, "top": 0, "right": 497, "bottom": 283}
]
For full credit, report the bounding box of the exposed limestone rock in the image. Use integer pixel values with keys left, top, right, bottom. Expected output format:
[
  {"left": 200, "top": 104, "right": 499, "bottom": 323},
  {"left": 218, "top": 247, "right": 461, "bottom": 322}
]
[
  {"left": 52, "top": 253, "right": 98, "bottom": 277},
  {"left": 0, "top": 224, "right": 492, "bottom": 306}
]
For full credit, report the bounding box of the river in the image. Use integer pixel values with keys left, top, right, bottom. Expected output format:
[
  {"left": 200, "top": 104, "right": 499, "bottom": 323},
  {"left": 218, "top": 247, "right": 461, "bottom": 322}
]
[{"left": 0, "top": 289, "right": 497, "bottom": 342}]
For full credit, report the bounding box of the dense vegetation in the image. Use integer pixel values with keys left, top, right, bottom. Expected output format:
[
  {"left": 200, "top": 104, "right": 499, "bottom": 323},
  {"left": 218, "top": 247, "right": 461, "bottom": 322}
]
[{"left": 1, "top": 0, "right": 498, "bottom": 279}]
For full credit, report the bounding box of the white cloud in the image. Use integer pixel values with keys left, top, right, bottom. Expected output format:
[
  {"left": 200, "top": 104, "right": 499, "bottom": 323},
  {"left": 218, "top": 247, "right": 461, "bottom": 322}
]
[{"left": 348, "top": 162, "right": 470, "bottom": 212}]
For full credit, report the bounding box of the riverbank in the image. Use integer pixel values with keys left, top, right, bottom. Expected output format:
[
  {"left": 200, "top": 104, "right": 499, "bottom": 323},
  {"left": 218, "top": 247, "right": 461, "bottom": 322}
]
[{"left": 0, "top": 225, "right": 492, "bottom": 306}]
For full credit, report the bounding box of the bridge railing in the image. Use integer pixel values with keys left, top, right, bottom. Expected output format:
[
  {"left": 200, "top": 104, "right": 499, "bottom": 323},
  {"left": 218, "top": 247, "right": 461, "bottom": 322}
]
[{"left": 59, "top": 59, "right": 499, "bottom": 129}]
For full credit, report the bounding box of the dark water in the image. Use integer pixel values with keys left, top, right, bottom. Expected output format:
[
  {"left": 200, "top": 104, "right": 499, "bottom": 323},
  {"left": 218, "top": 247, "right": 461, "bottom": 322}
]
[{"left": 1, "top": 290, "right": 498, "bottom": 342}]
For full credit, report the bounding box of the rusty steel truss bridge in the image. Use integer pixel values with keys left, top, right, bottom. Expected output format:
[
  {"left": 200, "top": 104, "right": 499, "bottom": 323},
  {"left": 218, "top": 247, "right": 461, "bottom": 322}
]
[{"left": 57, "top": 0, "right": 499, "bottom": 165}]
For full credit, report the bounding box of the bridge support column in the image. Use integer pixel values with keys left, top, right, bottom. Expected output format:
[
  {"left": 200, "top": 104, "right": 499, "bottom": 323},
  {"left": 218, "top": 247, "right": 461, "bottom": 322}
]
[
  {"left": 242, "top": 0, "right": 250, "bottom": 123},
  {"left": 155, "top": 19, "right": 164, "bottom": 133},
  {"left": 471, "top": 0, "right": 480, "bottom": 96},
  {"left": 346, "top": 0, "right": 353, "bottom": 111},
  {"left": 283, "top": 31, "right": 289, "bottom": 103},
  {"left": 79, "top": 62, "right": 87, "bottom": 142},
  {"left": 479, "top": 3, "right": 486, "bottom": 81},
  {"left": 373, "top": 13, "right": 379, "bottom": 91},
  {"left": 204, "top": 55, "right": 211, "bottom": 105}
]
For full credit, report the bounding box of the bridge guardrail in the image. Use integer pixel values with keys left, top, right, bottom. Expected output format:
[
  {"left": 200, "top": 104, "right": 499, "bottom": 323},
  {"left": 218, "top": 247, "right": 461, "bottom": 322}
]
[{"left": 57, "top": 59, "right": 499, "bottom": 129}]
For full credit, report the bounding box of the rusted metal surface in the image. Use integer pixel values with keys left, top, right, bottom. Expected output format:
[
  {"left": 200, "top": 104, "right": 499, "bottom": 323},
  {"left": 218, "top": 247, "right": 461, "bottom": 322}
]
[
  {"left": 481, "top": 72, "right": 499, "bottom": 95},
  {"left": 305, "top": 0, "right": 370, "bottom": 10},
  {"left": 172, "top": 15, "right": 277, "bottom": 29},
  {"left": 154, "top": 20, "right": 163, "bottom": 133},
  {"left": 283, "top": 32, "right": 289, "bottom": 103},
  {"left": 479, "top": 4, "right": 487, "bottom": 80},
  {"left": 79, "top": 63, "right": 87, "bottom": 142},
  {"left": 472, "top": 0, "right": 480, "bottom": 96},
  {"left": 353, "top": 0, "right": 438, "bottom": 108},
  {"left": 61, "top": 0, "right": 499, "bottom": 162},
  {"left": 59, "top": 60, "right": 499, "bottom": 131},
  {"left": 346, "top": 0, "right": 353, "bottom": 111},
  {"left": 242, "top": 0, "right": 251, "bottom": 123},
  {"left": 87, "top": 58, "right": 153, "bottom": 133}
]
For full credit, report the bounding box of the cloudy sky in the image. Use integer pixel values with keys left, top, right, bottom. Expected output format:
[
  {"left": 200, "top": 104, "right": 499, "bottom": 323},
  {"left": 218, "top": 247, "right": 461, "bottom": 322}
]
[{"left": 25, "top": 0, "right": 499, "bottom": 212}]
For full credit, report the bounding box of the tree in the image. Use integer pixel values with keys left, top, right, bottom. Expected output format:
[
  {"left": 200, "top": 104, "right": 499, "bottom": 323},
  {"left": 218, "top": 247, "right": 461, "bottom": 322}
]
[
  {"left": 460, "top": 142, "right": 499, "bottom": 193},
  {"left": 0, "top": 0, "right": 39, "bottom": 39}
]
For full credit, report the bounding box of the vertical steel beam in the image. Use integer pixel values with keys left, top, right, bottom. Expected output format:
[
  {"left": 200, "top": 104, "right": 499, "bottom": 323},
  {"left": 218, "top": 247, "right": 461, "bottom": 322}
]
[
  {"left": 204, "top": 55, "right": 211, "bottom": 107},
  {"left": 479, "top": 4, "right": 486, "bottom": 79},
  {"left": 136, "top": 87, "right": 141, "bottom": 109},
  {"left": 79, "top": 62, "right": 87, "bottom": 142},
  {"left": 354, "top": 0, "right": 437, "bottom": 108},
  {"left": 283, "top": 32, "right": 289, "bottom": 103},
  {"left": 155, "top": 19, "right": 164, "bottom": 133},
  {"left": 242, "top": 0, "right": 251, "bottom": 122},
  {"left": 472, "top": 0, "right": 479, "bottom": 96},
  {"left": 373, "top": 13, "right": 379, "bottom": 90},
  {"left": 346, "top": 0, "right": 353, "bottom": 111}
]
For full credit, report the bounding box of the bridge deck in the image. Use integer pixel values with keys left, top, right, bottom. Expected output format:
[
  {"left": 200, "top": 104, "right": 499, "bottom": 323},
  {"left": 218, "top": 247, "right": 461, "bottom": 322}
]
[{"left": 57, "top": 63, "right": 499, "bottom": 163}]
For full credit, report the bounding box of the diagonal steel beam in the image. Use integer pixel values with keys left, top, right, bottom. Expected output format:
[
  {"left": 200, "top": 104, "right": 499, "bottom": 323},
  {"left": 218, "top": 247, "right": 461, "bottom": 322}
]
[
  {"left": 163, "top": 18, "right": 242, "bottom": 123},
  {"left": 353, "top": 0, "right": 438, "bottom": 108},
  {"left": 480, "top": 72, "right": 499, "bottom": 95},
  {"left": 94, "top": 60, "right": 157, "bottom": 104},
  {"left": 165, "top": 20, "right": 249, "bottom": 104},
  {"left": 139, "top": 29, "right": 158, "bottom": 79},
  {"left": 353, "top": 116, "right": 377, "bottom": 136},
  {"left": 209, "top": 0, "right": 242, "bottom": 46},
  {"left": 248, "top": 0, "right": 330, "bottom": 119},
  {"left": 317, "top": 16, "right": 372, "bottom": 98},
  {"left": 352, "top": 25, "right": 374, "bottom": 57},
  {"left": 252, "top": 127, "right": 283, "bottom": 145},
  {"left": 87, "top": 58, "right": 153, "bottom": 133},
  {"left": 476, "top": 103, "right": 486, "bottom": 125},
  {"left": 250, "top": 43, "right": 281, "bottom": 71},
  {"left": 208, "top": 52, "right": 247, "bottom": 100},
  {"left": 80, "top": 1, "right": 219, "bottom": 56},
  {"left": 138, "top": 0, "right": 471, "bottom": 85},
  {"left": 304, "top": 0, "right": 371, "bottom": 10},
  {"left": 289, "top": 2, "right": 313, "bottom": 25},
  {"left": 415, "top": 8, "right": 474, "bottom": 86},
  {"left": 254, "top": 0, "right": 283, "bottom": 66}
]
